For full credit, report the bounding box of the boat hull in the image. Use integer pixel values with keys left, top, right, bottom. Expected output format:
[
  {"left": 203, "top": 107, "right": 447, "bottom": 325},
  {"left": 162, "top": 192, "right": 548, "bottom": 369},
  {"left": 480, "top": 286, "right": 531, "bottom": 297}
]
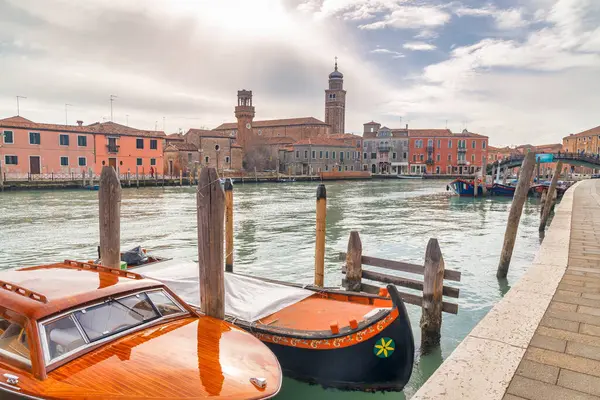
[
  {"left": 490, "top": 183, "right": 516, "bottom": 196},
  {"left": 449, "top": 179, "right": 483, "bottom": 196}
]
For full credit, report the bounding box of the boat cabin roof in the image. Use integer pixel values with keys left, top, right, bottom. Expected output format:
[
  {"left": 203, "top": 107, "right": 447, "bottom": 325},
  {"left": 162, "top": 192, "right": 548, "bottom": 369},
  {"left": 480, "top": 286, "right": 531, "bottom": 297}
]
[{"left": 0, "top": 261, "right": 163, "bottom": 320}]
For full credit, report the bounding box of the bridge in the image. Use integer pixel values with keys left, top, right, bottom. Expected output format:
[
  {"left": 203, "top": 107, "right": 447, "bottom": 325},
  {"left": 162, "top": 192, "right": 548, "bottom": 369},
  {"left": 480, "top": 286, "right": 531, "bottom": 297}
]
[{"left": 487, "top": 152, "right": 600, "bottom": 174}]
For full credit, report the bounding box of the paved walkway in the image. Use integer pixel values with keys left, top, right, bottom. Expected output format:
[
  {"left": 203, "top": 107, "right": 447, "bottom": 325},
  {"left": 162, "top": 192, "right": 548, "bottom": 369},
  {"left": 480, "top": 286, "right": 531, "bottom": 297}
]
[{"left": 504, "top": 180, "right": 600, "bottom": 400}]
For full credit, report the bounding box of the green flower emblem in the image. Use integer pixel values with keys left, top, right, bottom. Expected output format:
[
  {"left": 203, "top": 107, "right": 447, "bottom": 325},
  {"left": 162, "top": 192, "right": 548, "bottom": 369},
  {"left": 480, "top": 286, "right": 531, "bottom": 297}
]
[{"left": 373, "top": 337, "right": 395, "bottom": 358}]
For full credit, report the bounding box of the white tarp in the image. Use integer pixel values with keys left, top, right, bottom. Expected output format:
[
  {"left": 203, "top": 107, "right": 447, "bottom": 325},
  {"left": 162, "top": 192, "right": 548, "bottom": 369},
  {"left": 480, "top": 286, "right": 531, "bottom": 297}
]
[{"left": 134, "top": 260, "right": 314, "bottom": 322}]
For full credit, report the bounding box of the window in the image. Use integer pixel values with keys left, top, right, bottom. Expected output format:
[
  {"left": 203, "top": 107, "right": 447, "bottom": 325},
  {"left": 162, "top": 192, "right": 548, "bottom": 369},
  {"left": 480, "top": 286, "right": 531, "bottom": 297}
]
[
  {"left": 0, "top": 314, "right": 30, "bottom": 365},
  {"left": 188, "top": 153, "right": 193, "bottom": 162},
  {"left": 363, "top": 152, "right": 367, "bottom": 159},
  {"left": 137, "top": 158, "right": 143, "bottom": 166},
  {"left": 420, "top": 154, "right": 424, "bottom": 161},
  {"left": 151, "top": 158, "right": 156, "bottom": 166},
  {"left": 482, "top": 141, "right": 487, "bottom": 149},
  {"left": 150, "top": 140, "right": 158, "bottom": 150},
  {"left": 338, "top": 166, "right": 342, "bottom": 172},
  {"left": 325, "top": 165, "right": 329, "bottom": 171},
  {"left": 346, "top": 151, "right": 350, "bottom": 160},
  {"left": 371, "top": 152, "right": 376, "bottom": 159},
  {"left": 437, "top": 139, "right": 441, "bottom": 147},
  {"left": 448, "top": 140, "right": 452, "bottom": 148},
  {"left": 214, "top": 144, "right": 220, "bottom": 151},
  {"left": 392, "top": 152, "right": 397, "bottom": 160},
  {"left": 415, "top": 140, "right": 423, "bottom": 149},
  {"left": 319, "top": 151, "right": 323, "bottom": 159},
  {"left": 136, "top": 138, "right": 144, "bottom": 149},
  {"left": 403, "top": 152, "right": 407, "bottom": 159},
  {"left": 471, "top": 154, "right": 475, "bottom": 162},
  {"left": 413, "top": 155, "right": 417, "bottom": 162},
  {"left": 5, "top": 155, "right": 17, "bottom": 165},
  {"left": 448, "top": 154, "right": 452, "bottom": 161},
  {"left": 29, "top": 132, "right": 40, "bottom": 145},
  {"left": 340, "top": 152, "right": 344, "bottom": 162},
  {"left": 43, "top": 315, "right": 85, "bottom": 361},
  {"left": 332, "top": 151, "right": 336, "bottom": 160},
  {"left": 146, "top": 291, "right": 183, "bottom": 317},
  {"left": 77, "top": 135, "right": 87, "bottom": 147},
  {"left": 60, "top": 157, "right": 69, "bottom": 166},
  {"left": 59, "top": 134, "right": 69, "bottom": 146},
  {"left": 472, "top": 140, "right": 476, "bottom": 149},
  {"left": 295, "top": 150, "right": 299, "bottom": 158},
  {"left": 312, "top": 151, "right": 316, "bottom": 159},
  {"left": 437, "top": 154, "right": 441, "bottom": 162},
  {"left": 205, "top": 156, "right": 209, "bottom": 163},
  {"left": 328, "top": 93, "right": 336, "bottom": 100},
  {"left": 351, "top": 166, "right": 354, "bottom": 171},
  {"left": 78, "top": 157, "right": 86, "bottom": 166},
  {"left": 428, "top": 139, "right": 433, "bottom": 147},
  {"left": 304, "top": 150, "right": 308, "bottom": 159},
  {"left": 3, "top": 131, "right": 13, "bottom": 144},
  {"left": 325, "top": 151, "right": 329, "bottom": 159}
]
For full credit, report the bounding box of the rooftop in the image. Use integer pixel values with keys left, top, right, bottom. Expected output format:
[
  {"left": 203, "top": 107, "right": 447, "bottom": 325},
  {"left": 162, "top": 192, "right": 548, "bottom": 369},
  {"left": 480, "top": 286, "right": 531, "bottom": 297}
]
[
  {"left": 563, "top": 125, "right": 600, "bottom": 140},
  {"left": 293, "top": 137, "right": 353, "bottom": 147},
  {"left": 214, "top": 117, "right": 328, "bottom": 131},
  {"left": 165, "top": 142, "right": 198, "bottom": 152},
  {"left": 186, "top": 128, "right": 235, "bottom": 139}
]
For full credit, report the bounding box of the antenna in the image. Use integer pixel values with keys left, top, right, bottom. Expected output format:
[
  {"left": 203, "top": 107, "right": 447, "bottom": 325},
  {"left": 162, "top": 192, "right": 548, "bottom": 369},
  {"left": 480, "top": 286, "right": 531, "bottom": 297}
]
[
  {"left": 110, "top": 95, "right": 117, "bottom": 121},
  {"left": 65, "top": 103, "right": 72, "bottom": 125},
  {"left": 16, "top": 96, "right": 27, "bottom": 116}
]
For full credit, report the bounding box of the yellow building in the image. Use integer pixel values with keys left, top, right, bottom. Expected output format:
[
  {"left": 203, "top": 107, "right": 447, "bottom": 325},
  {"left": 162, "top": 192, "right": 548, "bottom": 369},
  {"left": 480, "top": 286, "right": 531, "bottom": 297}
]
[{"left": 563, "top": 125, "right": 600, "bottom": 154}]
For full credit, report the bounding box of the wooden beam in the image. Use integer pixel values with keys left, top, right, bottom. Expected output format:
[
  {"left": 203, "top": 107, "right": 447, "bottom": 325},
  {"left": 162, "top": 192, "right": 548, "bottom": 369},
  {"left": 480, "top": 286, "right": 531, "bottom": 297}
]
[
  {"left": 197, "top": 167, "right": 225, "bottom": 319},
  {"left": 420, "top": 238, "right": 445, "bottom": 351},
  {"left": 225, "top": 178, "right": 234, "bottom": 272},
  {"left": 360, "top": 282, "right": 458, "bottom": 314},
  {"left": 497, "top": 152, "right": 536, "bottom": 278},
  {"left": 539, "top": 161, "right": 563, "bottom": 231},
  {"left": 338, "top": 252, "right": 461, "bottom": 281},
  {"left": 98, "top": 166, "right": 121, "bottom": 269},
  {"left": 343, "top": 231, "right": 362, "bottom": 292},
  {"left": 314, "top": 184, "right": 327, "bottom": 287}
]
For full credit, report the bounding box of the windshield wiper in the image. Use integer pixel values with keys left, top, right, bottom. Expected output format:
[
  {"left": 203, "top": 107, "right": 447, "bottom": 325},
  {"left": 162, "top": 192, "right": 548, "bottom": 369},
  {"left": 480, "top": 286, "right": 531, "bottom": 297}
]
[{"left": 108, "top": 297, "right": 146, "bottom": 320}]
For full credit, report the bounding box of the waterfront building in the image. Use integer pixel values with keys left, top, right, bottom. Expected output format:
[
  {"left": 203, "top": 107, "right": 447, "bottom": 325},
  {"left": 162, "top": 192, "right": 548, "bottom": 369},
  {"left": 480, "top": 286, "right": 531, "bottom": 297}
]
[
  {"left": 362, "top": 122, "right": 409, "bottom": 174},
  {"left": 280, "top": 137, "right": 360, "bottom": 175},
  {"left": 184, "top": 129, "right": 243, "bottom": 172},
  {"left": 563, "top": 125, "right": 600, "bottom": 154},
  {"left": 324, "top": 60, "right": 346, "bottom": 134},
  {"left": 0, "top": 116, "right": 165, "bottom": 176},
  {"left": 408, "top": 129, "right": 488, "bottom": 175}
]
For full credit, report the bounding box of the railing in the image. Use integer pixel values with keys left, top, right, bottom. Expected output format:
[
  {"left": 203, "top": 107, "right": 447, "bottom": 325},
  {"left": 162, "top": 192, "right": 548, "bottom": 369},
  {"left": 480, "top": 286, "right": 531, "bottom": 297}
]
[
  {"left": 378, "top": 145, "right": 391, "bottom": 152},
  {"left": 457, "top": 147, "right": 467, "bottom": 153},
  {"left": 107, "top": 145, "right": 120, "bottom": 153},
  {"left": 426, "top": 159, "right": 435, "bottom": 165}
]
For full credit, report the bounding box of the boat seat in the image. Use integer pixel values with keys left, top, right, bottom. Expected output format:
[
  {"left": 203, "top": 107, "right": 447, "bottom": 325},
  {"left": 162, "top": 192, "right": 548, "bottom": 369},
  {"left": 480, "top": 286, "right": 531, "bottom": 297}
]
[{"left": 49, "top": 327, "right": 84, "bottom": 347}]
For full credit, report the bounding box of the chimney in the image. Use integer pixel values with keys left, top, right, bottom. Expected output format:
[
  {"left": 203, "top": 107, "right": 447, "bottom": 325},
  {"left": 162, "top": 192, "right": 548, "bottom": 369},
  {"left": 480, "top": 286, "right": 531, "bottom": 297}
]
[{"left": 77, "top": 120, "right": 83, "bottom": 126}]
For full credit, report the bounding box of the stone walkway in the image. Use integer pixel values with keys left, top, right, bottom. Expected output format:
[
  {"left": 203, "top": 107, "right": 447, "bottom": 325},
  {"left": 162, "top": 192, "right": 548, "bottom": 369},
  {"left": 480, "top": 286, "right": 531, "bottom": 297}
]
[{"left": 504, "top": 180, "right": 600, "bottom": 400}]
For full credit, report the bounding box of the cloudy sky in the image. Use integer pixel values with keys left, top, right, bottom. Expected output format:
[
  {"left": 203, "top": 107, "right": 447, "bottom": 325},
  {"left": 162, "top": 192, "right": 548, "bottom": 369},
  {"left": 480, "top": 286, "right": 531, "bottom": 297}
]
[{"left": 0, "top": 0, "right": 599, "bottom": 146}]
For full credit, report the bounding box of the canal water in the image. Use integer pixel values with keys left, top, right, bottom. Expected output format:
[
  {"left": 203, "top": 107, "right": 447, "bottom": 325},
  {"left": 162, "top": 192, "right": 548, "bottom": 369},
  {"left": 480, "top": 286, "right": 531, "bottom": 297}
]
[{"left": 0, "top": 180, "right": 545, "bottom": 398}]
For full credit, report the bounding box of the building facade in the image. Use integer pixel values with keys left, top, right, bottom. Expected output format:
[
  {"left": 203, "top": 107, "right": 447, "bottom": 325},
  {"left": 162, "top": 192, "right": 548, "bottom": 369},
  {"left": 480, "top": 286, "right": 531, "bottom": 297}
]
[
  {"left": 362, "top": 122, "right": 409, "bottom": 174},
  {"left": 163, "top": 142, "right": 200, "bottom": 177},
  {"left": 324, "top": 61, "right": 346, "bottom": 134},
  {"left": 184, "top": 129, "right": 243, "bottom": 172},
  {"left": 0, "top": 116, "right": 165, "bottom": 176},
  {"left": 408, "top": 129, "right": 488, "bottom": 175},
  {"left": 563, "top": 126, "right": 600, "bottom": 154},
  {"left": 281, "top": 138, "right": 361, "bottom": 175}
]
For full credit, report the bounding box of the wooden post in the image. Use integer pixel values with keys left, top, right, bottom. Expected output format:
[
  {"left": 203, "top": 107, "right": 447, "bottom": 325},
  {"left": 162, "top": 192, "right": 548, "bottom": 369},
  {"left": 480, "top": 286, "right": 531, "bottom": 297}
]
[
  {"left": 539, "top": 161, "right": 563, "bottom": 231},
  {"left": 197, "top": 167, "right": 225, "bottom": 319},
  {"left": 473, "top": 177, "right": 477, "bottom": 197},
  {"left": 82, "top": 170, "right": 86, "bottom": 188},
  {"left": 179, "top": 169, "right": 183, "bottom": 186},
  {"left": 343, "top": 231, "right": 362, "bottom": 292},
  {"left": 497, "top": 152, "right": 536, "bottom": 278},
  {"left": 481, "top": 159, "right": 487, "bottom": 195},
  {"left": 536, "top": 159, "right": 541, "bottom": 182},
  {"left": 224, "top": 178, "right": 234, "bottom": 273},
  {"left": 254, "top": 167, "right": 258, "bottom": 182},
  {"left": 420, "top": 238, "right": 445, "bottom": 352},
  {"left": 98, "top": 166, "right": 121, "bottom": 269},
  {"left": 502, "top": 167, "right": 509, "bottom": 184},
  {"left": 314, "top": 184, "right": 327, "bottom": 287},
  {"left": 0, "top": 161, "right": 4, "bottom": 192},
  {"left": 540, "top": 189, "right": 547, "bottom": 216},
  {"left": 135, "top": 166, "right": 139, "bottom": 189}
]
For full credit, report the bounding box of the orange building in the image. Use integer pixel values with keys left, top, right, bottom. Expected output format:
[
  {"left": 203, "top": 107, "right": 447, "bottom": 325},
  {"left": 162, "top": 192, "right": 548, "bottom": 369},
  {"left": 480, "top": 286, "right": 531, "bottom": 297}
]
[
  {"left": 408, "top": 129, "right": 488, "bottom": 175},
  {"left": 0, "top": 116, "right": 165, "bottom": 177}
]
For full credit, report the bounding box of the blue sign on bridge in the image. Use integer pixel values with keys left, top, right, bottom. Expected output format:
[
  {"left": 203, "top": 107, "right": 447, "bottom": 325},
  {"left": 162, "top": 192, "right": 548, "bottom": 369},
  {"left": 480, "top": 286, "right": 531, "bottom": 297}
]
[{"left": 535, "top": 154, "right": 554, "bottom": 163}]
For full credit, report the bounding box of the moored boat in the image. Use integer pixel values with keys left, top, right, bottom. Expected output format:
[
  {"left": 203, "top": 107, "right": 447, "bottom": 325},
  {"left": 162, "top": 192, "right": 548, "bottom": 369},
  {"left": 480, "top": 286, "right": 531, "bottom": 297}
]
[
  {"left": 489, "top": 183, "right": 516, "bottom": 196},
  {"left": 0, "top": 260, "right": 282, "bottom": 399},
  {"left": 448, "top": 178, "right": 484, "bottom": 196},
  {"left": 396, "top": 174, "right": 422, "bottom": 179},
  {"left": 131, "top": 260, "right": 415, "bottom": 391}
]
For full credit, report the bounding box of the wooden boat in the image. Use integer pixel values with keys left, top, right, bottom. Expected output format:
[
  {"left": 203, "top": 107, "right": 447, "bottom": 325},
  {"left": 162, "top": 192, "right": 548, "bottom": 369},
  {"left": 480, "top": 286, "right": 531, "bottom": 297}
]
[
  {"left": 396, "top": 174, "right": 422, "bottom": 179},
  {"left": 131, "top": 260, "right": 415, "bottom": 391},
  {"left": 489, "top": 183, "right": 516, "bottom": 196},
  {"left": 0, "top": 260, "right": 281, "bottom": 399},
  {"left": 530, "top": 183, "right": 569, "bottom": 197},
  {"left": 448, "top": 178, "right": 484, "bottom": 196}
]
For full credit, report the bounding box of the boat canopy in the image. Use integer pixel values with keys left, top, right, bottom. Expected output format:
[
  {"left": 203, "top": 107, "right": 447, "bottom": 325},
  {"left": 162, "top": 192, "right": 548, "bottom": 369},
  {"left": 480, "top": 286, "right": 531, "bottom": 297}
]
[{"left": 134, "top": 260, "right": 314, "bottom": 322}]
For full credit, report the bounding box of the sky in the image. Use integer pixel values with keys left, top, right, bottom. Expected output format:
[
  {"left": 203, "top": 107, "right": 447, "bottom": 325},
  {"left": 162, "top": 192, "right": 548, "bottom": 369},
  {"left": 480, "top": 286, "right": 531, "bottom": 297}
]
[{"left": 0, "top": 0, "right": 599, "bottom": 146}]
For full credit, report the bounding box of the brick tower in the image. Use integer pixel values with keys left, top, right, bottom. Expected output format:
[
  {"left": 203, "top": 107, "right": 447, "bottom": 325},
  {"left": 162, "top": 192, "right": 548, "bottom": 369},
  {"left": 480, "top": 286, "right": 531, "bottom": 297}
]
[
  {"left": 235, "top": 90, "right": 255, "bottom": 150},
  {"left": 325, "top": 58, "right": 346, "bottom": 134}
]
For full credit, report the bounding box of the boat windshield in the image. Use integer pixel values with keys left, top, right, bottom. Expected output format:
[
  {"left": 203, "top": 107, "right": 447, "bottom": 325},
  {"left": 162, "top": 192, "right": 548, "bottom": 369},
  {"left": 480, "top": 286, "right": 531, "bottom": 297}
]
[{"left": 41, "top": 289, "right": 185, "bottom": 364}]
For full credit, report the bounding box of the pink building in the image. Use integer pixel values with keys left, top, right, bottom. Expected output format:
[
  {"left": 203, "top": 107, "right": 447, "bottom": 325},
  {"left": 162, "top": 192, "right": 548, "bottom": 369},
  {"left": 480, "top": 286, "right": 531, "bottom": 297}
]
[{"left": 0, "top": 116, "right": 165, "bottom": 176}]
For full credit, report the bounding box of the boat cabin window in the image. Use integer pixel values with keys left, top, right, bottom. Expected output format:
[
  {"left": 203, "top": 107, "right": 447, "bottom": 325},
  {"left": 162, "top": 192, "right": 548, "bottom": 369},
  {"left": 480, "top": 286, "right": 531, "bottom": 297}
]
[
  {"left": 0, "top": 313, "right": 31, "bottom": 367},
  {"left": 41, "top": 289, "right": 185, "bottom": 365}
]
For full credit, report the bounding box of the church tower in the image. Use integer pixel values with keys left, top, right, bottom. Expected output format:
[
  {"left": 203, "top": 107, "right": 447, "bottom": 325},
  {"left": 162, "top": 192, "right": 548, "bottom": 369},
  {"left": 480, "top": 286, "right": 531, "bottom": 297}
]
[
  {"left": 235, "top": 90, "right": 255, "bottom": 150},
  {"left": 325, "top": 58, "right": 346, "bottom": 134}
]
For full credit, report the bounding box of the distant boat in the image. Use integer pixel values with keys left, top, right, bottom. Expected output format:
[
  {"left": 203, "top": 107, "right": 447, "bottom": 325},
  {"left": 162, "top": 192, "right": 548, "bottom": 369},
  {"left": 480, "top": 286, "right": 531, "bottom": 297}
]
[
  {"left": 396, "top": 175, "right": 423, "bottom": 179},
  {"left": 489, "top": 183, "right": 516, "bottom": 196},
  {"left": 277, "top": 178, "right": 296, "bottom": 183},
  {"left": 84, "top": 184, "right": 99, "bottom": 191},
  {"left": 448, "top": 178, "right": 484, "bottom": 196}
]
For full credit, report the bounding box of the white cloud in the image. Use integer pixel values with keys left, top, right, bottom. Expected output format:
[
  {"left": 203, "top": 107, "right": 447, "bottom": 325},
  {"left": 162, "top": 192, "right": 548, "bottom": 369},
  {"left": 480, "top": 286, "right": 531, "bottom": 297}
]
[
  {"left": 358, "top": 6, "right": 451, "bottom": 30},
  {"left": 454, "top": 6, "right": 530, "bottom": 30},
  {"left": 370, "top": 48, "right": 405, "bottom": 58},
  {"left": 403, "top": 41, "right": 436, "bottom": 51}
]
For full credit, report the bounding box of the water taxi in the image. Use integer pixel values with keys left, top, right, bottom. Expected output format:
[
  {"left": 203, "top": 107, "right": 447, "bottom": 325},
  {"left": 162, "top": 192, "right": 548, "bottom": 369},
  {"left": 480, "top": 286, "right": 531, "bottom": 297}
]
[{"left": 0, "top": 261, "right": 281, "bottom": 399}]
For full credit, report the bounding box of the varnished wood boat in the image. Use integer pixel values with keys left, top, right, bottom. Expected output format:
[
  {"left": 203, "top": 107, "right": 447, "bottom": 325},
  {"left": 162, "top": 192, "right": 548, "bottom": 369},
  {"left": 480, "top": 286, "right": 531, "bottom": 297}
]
[
  {"left": 0, "top": 261, "right": 281, "bottom": 399},
  {"left": 132, "top": 260, "right": 415, "bottom": 391}
]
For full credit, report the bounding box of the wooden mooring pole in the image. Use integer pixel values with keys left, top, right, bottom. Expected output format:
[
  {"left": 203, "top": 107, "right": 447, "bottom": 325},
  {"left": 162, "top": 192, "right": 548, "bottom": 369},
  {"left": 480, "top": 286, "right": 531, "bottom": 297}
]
[
  {"left": 0, "top": 161, "right": 4, "bottom": 192},
  {"left": 98, "top": 166, "right": 121, "bottom": 269},
  {"left": 497, "top": 152, "right": 536, "bottom": 278},
  {"left": 225, "top": 178, "right": 234, "bottom": 273},
  {"left": 343, "top": 231, "right": 362, "bottom": 291},
  {"left": 539, "top": 161, "right": 563, "bottom": 231},
  {"left": 179, "top": 170, "right": 183, "bottom": 186},
  {"left": 421, "top": 238, "right": 445, "bottom": 352},
  {"left": 197, "top": 167, "right": 225, "bottom": 319},
  {"left": 314, "top": 184, "right": 327, "bottom": 287},
  {"left": 135, "top": 166, "right": 139, "bottom": 189}
]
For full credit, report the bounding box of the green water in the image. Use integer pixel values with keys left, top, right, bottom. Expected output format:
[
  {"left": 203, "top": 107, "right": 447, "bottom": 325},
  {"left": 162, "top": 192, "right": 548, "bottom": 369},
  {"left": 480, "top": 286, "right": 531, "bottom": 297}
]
[{"left": 0, "top": 180, "right": 545, "bottom": 398}]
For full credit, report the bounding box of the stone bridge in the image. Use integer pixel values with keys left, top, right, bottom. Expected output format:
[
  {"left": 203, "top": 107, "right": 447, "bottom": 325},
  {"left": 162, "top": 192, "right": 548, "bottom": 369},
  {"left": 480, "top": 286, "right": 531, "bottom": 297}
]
[{"left": 487, "top": 152, "right": 600, "bottom": 174}]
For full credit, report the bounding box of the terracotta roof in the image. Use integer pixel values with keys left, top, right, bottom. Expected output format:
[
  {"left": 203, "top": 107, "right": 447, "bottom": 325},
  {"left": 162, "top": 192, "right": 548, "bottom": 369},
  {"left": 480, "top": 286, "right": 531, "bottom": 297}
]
[
  {"left": 166, "top": 142, "right": 198, "bottom": 151},
  {"left": 87, "top": 121, "right": 166, "bottom": 138},
  {"left": 186, "top": 128, "right": 235, "bottom": 139},
  {"left": 214, "top": 117, "right": 328, "bottom": 131},
  {"left": 408, "top": 129, "right": 453, "bottom": 137},
  {"left": 0, "top": 116, "right": 33, "bottom": 124},
  {"left": 327, "top": 133, "right": 363, "bottom": 140},
  {"left": 258, "top": 137, "right": 296, "bottom": 145},
  {"left": 166, "top": 133, "right": 185, "bottom": 141},
  {"left": 363, "top": 128, "right": 408, "bottom": 139},
  {"left": 292, "top": 138, "right": 353, "bottom": 147},
  {"left": 0, "top": 115, "right": 95, "bottom": 133},
  {"left": 563, "top": 125, "right": 600, "bottom": 140},
  {"left": 280, "top": 146, "right": 294, "bottom": 152}
]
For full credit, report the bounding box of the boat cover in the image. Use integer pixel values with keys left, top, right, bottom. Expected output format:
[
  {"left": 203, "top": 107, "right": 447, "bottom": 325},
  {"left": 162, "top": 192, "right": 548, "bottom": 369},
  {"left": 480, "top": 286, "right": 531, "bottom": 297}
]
[{"left": 133, "top": 260, "right": 314, "bottom": 322}]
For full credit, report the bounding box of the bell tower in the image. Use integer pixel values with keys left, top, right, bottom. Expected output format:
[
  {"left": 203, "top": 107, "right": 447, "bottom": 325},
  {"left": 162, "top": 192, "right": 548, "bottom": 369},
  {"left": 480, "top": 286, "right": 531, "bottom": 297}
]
[
  {"left": 235, "top": 90, "right": 255, "bottom": 150},
  {"left": 325, "top": 57, "right": 346, "bottom": 134}
]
